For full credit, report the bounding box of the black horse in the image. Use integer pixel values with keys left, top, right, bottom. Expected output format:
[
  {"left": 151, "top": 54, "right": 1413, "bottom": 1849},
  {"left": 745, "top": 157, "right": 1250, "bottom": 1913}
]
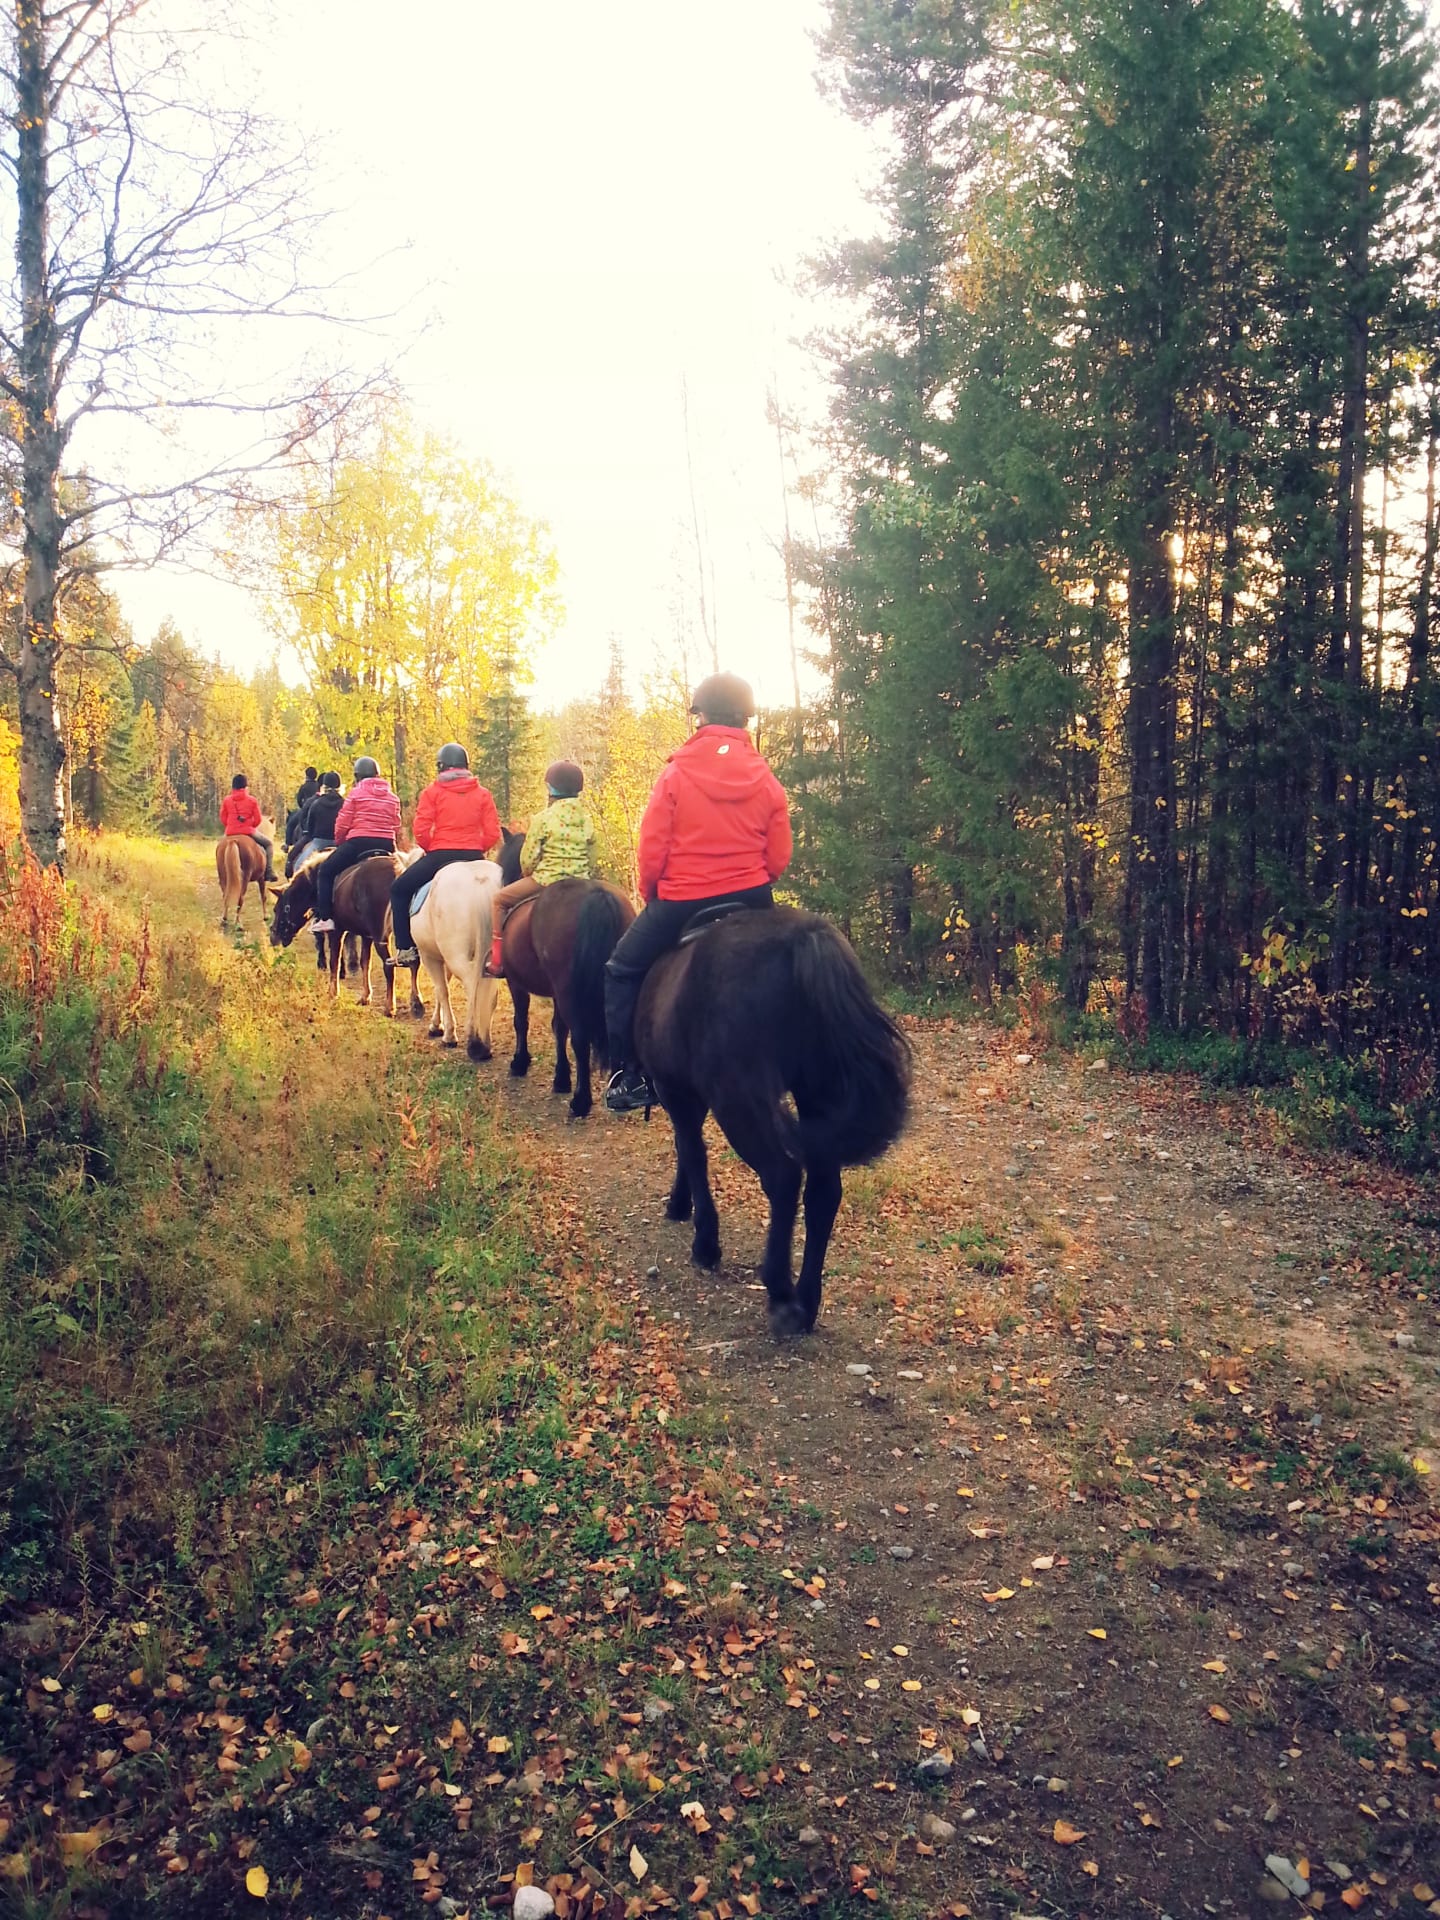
[{"left": 633, "top": 907, "right": 911, "bottom": 1335}]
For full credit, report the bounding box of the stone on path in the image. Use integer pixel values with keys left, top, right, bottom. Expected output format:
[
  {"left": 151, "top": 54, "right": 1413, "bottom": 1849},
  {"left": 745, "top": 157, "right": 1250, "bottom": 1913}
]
[{"left": 514, "top": 1888, "right": 556, "bottom": 1920}]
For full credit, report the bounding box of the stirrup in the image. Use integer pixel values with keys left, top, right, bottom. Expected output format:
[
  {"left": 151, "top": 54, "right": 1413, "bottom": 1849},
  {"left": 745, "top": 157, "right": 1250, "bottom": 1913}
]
[
  {"left": 393, "top": 946, "right": 419, "bottom": 966},
  {"left": 605, "top": 1067, "right": 654, "bottom": 1114}
]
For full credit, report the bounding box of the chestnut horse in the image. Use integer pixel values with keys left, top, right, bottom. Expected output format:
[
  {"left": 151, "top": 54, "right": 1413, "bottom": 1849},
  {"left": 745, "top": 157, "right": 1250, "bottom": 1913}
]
[
  {"left": 215, "top": 824, "right": 275, "bottom": 930},
  {"left": 634, "top": 907, "right": 910, "bottom": 1335},
  {"left": 270, "top": 855, "right": 423, "bottom": 1017},
  {"left": 495, "top": 832, "right": 635, "bottom": 1118}
]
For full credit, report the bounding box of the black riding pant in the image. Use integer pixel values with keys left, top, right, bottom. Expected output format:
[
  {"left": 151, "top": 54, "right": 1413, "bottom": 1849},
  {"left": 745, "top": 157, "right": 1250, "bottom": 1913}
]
[
  {"left": 390, "top": 848, "right": 488, "bottom": 950},
  {"left": 604, "top": 884, "right": 774, "bottom": 1070},
  {"left": 315, "top": 837, "right": 393, "bottom": 918}
]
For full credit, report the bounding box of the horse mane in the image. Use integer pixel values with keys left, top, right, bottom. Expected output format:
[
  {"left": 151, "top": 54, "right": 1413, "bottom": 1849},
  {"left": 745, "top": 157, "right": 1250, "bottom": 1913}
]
[{"left": 498, "top": 827, "right": 525, "bottom": 886}]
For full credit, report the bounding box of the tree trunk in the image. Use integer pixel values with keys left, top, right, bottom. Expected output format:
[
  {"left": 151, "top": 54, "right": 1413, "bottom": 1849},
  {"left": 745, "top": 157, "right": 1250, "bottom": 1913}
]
[{"left": 15, "top": 0, "right": 67, "bottom": 869}]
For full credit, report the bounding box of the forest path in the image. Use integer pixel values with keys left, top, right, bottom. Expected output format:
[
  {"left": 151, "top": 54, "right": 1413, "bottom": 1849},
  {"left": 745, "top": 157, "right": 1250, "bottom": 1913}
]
[{"left": 470, "top": 990, "right": 1440, "bottom": 1920}]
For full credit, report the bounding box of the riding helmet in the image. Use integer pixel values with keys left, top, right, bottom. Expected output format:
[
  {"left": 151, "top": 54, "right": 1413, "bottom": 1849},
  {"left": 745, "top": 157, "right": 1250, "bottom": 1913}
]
[
  {"left": 690, "top": 672, "right": 755, "bottom": 727},
  {"left": 353, "top": 755, "right": 380, "bottom": 781},
  {"left": 436, "top": 742, "right": 469, "bottom": 771},
  {"left": 230, "top": 773, "right": 249, "bottom": 790},
  {"left": 320, "top": 770, "right": 342, "bottom": 789},
  {"left": 544, "top": 759, "right": 584, "bottom": 798}
]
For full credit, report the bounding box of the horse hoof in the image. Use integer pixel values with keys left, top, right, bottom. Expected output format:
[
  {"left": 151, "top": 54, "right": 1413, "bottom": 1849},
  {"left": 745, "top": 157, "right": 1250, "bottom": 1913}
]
[
  {"left": 510, "top": 1056, "right": 530, "bottom": 1078},
  {"left": 768, "top": 1297, "right": 809, "bottom": 1338},
  {"left": 691, "top": 1236, "right": 721, "bottom": 1271},
  {"left": 467, "top": 1038, "right": 491, "bottom": 1062},
  {"left": 427, "top": 1026, "right": 443, "bottom": 1039},
  {"left": 442, "top": 1038, "right": 459, "bottom": 1049},
  {"left": 568, "top": 1096, "right": 591, "bottom": 1120},
  {"left": 665, "top": 1197, "right": 693, "bottom": 1223}
]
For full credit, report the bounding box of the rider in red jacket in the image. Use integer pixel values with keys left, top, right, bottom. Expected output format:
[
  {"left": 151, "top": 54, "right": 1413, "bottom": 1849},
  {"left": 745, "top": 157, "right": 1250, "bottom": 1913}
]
[
  {"left": 389, "top": 743, "right": 501, "bottom": 963},
  {"left": 604, "top": 673, "right": 791, "bottom": 1111},
  {"left": 219, "top": 774, "right": 275, "bottom": 880}
]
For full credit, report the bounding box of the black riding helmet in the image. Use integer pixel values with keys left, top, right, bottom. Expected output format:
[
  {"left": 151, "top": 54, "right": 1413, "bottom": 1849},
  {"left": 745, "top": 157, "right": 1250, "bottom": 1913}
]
[
  {"left": 319, "top": 770, "right": 342, "bottom": 790},
  {"left": 353, "top": 755, "right": 380, "bottom": 781},
  {"left": 544, "top": 759, "right": 584, "bottom": 797},
  {"left": 690, "top": 672, "right": 755, "bottom": 727},
  {"left": 436, "top": 742, "right": 469, "bottom": 771}
]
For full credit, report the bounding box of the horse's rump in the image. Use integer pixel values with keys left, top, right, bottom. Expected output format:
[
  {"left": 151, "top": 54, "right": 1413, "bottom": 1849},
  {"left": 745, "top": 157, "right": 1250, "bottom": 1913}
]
[{"left": 639, "top": 907, "right": 911, "bottom": 1168}]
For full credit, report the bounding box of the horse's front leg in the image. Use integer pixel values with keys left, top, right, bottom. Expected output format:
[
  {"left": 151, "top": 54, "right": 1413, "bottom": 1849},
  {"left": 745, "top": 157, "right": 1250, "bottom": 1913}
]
[
  {"left": 380, "top": 943, "right": 396, "bottom": 1017},
  {"left": 551, "top": 1008, "right": 573, "bottom": 1098},
  {"left": 509, "top": 985, "right": 532, "bottom": 1078},
  {"left": 327, "top": 931, "right": 342, "bottom": 999},
  {"left": 795, "top": 1164, "right": 843, "bottom": 1334},
  {"left": 313, "top": 930, "right": 326, "bottom": 973},
  {"left": 663, "top": 1088, "right": 718, "bottom": 1268},
  {"left": 408, "top": 961, "right": 424, "bottom": 1019},
  {"left": 357, "top": 936, "right": 373, "bottom": 1006}
]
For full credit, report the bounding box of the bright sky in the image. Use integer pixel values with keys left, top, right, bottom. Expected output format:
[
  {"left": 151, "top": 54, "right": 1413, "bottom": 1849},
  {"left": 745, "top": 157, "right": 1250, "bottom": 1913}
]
[{"left": 113, "top": 0, "right": 877, "bottom": 712}]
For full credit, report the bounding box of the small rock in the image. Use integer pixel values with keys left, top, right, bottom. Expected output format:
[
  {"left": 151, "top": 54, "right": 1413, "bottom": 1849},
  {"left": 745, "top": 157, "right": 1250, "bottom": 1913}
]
[
  {"left": 642, "top": 1695, "right": 672, "bottom": 1723},
  {"left": 920, "top": 1813, "right": 956, "bottom": 1843},
  {"left": 645, "top": 1264, "right": 660, "bottom": 1280},
  {"left": 846, "top": 1363, "right": 873, "bottom": 1377},
  {"left": 1029, "top": 1283, "right": 1050, "bottom": 1301},
  {"left": 1265, "top": 1855, "right": 1310, "bottom": 1898},
  {"left": 1014, "top": 1053, "right": 1034, "bottom": 1066},
  {"left": 1004, "top": 1162, "right": 1022, "bottom": 1178},
  {"left": 1283, "top": 1561, "right": 1304, "bottom": 1578},
  {"left": 959, "top": 1806, "right": 978, "bottom": 1822},
  {"left": 969, "top": 1736, "right": 990, "bottom": 1760},
  {"left": 514, "top": 1888, "right": 556, "bottom": 1920},
  {"left": 304, "top": 1715, "right": 332, "bottom": 1747},
  {"left": 897, "top": 1369, "right": 924, "bottom": 1380},
  {"left": 915, "top": 1751, "right": 953, "bottom": 1782},
  {"left": 797, "top": 1826, "right": 823, "bottom": 1847},
  {"left": 1046, "top": 1777, "right": 1069, "bottom": 1794},
  {"left": 1257, "top": 1878, "right": 1291, "bottom": 1907},
  {"left": 889, "top": 1544, "right": 915, "bottom": 1561},
  {"left": 1262, "top": 1801, "right": 1280, "bottom": 1825},
  {"left": 1394, "top": 1331, "right": 1416, "bottom": 1350},
  {"left": 1087, "top": 1056, "right": 1108, "bottom": 1072},
  {"left": 437, "top": 1900, "right": 462, "bottom": 1920}
]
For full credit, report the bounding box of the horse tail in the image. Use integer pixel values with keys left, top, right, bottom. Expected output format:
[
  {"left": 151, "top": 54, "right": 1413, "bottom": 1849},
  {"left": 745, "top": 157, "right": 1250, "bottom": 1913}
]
[
  {"left": 571, "top": 887, "right": 630, "bottom": 1058},
  {"left": 218, "top": 837, "right": 240, "bottom": 911},
  {"left": 790, "top": 922, "right": 911, "bottom": 1168}
]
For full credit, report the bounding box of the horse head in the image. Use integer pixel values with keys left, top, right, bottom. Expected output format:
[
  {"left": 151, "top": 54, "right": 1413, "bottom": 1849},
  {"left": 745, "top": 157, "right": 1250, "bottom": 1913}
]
[
  {"left": 270, "top": 869, "right": 315, "bottom": 947},
  {"left": 498, "top": 825, "right": 525, "bottom": 885}
]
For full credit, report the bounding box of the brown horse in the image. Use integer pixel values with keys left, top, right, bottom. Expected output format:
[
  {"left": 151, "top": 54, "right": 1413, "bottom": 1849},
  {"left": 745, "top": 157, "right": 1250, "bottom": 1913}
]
[
  {"left": 496, "top": 837, "right": 635, "bottom": 1117},
  {"left": 215, "top": 834, "right": 273, "bottom": 930},
  {"left": 635, "top": 907, "right": 911, "bottom": 1334},
  {"left": 270, "top": 855, "right": 423, "bottom": 1017}
]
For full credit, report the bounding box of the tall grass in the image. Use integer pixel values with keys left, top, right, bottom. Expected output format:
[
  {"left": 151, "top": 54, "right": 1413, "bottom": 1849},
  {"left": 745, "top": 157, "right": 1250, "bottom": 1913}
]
[{"left": 0, "top": 838, "right": 529, "bottom": 1607}]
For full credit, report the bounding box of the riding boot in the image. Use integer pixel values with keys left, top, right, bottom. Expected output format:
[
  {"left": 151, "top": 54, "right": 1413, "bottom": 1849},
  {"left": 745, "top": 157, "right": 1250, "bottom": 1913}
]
[{"left": 484, "top": 933, "right": 504, "bottom": 978}]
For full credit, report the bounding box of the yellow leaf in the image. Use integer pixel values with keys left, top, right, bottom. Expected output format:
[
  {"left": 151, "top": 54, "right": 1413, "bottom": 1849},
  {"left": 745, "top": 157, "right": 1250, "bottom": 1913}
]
[
  {"left": 961, "top": 1707, "right": 982, "bottom": 1726},
  {"left": 892, "top": 1646, "right": 909, "bottom": 1657},
  {"left": 956, "top": 1488, "right": 975, "bottom": 1499},
  {"left": 1088, "top": 1628, "right": 1107, "bottom": 1640},
  {"left": 630, "top": 1844, "right": 648, "bottom": 1881},
  {"left": 245, "top": 1864, "right": 270, "bottom": 1898},
  {"left": 1053, "top": 1819, "right": 1087, "bottom": 1845},
  {"left": 530, "top": 1604, "right": 554, "bottom": 1620},
  {"left": 1202, "top": 1660, "right": 1226, "bottom": 1674},
  {"left": 40, "top": 1677, "right": 61, "bottom": 1693},
  {"left": 1207, "top": 1705, "right": 1231, "bottom": 1724},
  {"left": 982, "top": 1588, "right": 1015, "bottom": 1603},
  {"left": 290, "top": 1742, "right": 312, "bottom": 1772},
  {"left": 1167, "top": 1754, "right": 1184, "bottom": 1767},
  {"left": 1082, "top": 1859, "right": 1100, "bottom": 1876},
  {"left": 92, "top": 1703, "right": 114, "bottom": 1722},
  {"left": 58, "top": 1829, "right": 105, "bottom": 1865},
  {"left": 902, "top": 1679, "right": 922, "bottom": 1692},
  {"left": 486, "top": 1736, "right": 511, "bottom": 1754}
]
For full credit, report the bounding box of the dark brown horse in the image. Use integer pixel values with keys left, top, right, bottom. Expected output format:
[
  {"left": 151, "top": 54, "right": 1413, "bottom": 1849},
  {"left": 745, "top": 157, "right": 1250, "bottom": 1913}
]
[
  {"left": 215, "top": 833, "right": 272, "bottom": 930},
  {"left": 497, "top": 834, "right": 635, "bottom": 1118},
  {"left": 270, "top": 856, "right": 423, "bottom": 1017},
  {"left": 634, "top": 907, "right": 911, "bottom": 1334}
]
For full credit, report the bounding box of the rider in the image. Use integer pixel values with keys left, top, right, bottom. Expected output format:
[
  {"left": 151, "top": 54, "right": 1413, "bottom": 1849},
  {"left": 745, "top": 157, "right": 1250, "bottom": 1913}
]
[
  {"left": 485, "top": 760, "right": 597, "bottom": 977},
  {"left": 219, "top": 773, "right": 276, "bottom": 881},
  {"left": 289, "top": 770, "right": 344, "bottom": 873},
  {"left": 308, "top": 757, "right": 403, "bottom": 934},
  {"left": 603, "top": 672, "right": 791, "bottom": 1112},
  {"left": 389, "top": 743, "right": 501, "bottom": 966},
  {"left": 284, "top": 766, "right": 320, "bottom": 854}
]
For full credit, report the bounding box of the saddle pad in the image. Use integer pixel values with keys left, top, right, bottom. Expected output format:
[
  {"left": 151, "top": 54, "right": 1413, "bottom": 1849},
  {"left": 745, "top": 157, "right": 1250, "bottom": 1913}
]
[{"left": 410, "top": 879, "right": 434, "bottom": 918}]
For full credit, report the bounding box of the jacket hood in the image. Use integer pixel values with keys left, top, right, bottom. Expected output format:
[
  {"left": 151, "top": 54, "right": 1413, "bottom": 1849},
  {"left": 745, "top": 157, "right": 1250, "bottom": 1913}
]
[
  {"left": 350, "top": 774, "right": 396, "bottom": 798},
  {"left": 669, "top": 726, "right": 773, "bottom": 802},
  {"left": 435, "top": 769, "right": 480, "bottom": 791}
]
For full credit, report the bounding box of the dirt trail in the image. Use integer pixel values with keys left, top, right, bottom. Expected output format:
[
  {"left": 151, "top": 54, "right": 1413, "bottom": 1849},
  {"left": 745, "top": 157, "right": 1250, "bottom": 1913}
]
[{"left": 472, "top": 997, "right": 1439, "bottom": 1920}]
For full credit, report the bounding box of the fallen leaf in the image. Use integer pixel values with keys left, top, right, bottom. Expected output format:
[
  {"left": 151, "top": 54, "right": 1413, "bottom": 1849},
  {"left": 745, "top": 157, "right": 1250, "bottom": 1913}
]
[
  {"left": 1082, "top": 1859, "right": 1100, "bottom": 1876},
  {"left": 1202, "top": 1660, "right": 1226, "bottom": 1674},
  {"left": 245, "top": 1864, "right": 270, "bottom": 1898},
  {"left": 1032, "top": 1555, "right": 1055, "bottom": 1571},
  {"left": 892, "top": 1646, "right": 909, "bottom": 1657},
  {"left": 58, "top": 1829, "right": 105, "bottom": 1865},
  {"left": 1087, "top": 1628, "right": 1107, "bottom": 1640},
  {"left": 902, "top": 1679, "right": 922, "bottom": 1692},
  {"left": 40, "top": 1677, "right": 61, "bottom": 1694},
  {"left": 960, "top": 1708, "right": 982, "bottom": 1727},
  {"left": 981, "top": 1588, "right": 1015, "bottom": 1603},
  {"left": 122, "top": 1728, "right": 152, "bottom": 1753},
  {"left": 1053, "top": 1819, "right": 1087, "bottom": 1845},
  {"left": 1207, "top": 1705, "right": 1231, "bottom": 1724},
  {"left": 630, "top": 1845, "right": 648, "bottom": 1882},
  {"left": 486, "top": 1736, "right": 511, "bottom": 1754}
]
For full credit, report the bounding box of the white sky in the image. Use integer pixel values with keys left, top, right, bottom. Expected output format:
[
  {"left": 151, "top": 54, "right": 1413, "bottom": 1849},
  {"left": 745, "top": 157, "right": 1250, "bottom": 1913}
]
[{"left": 113, "top": 0, "right": 877, "bottom": 711}]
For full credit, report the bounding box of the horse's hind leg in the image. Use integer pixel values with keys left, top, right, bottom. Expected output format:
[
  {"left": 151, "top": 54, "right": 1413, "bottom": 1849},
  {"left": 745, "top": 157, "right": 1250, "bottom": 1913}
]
[
  {"left": 568, "top": 1017, "right": 596, "bottom": 1121},
  {"left": 663, "top": 1087, "right": 719, "bottom": 1268},
  {"left": 357, "top": 937, "right": 374, "bottom": 1006},
  {"left": 551, "top": 1009, "right": 573, "bottom": 1099},
  {"left": 711, "top": 1095, "right": 804, "bottom": 1332},
  {"left": 409, "top": 962, "right": 424, "bottom": 1019},
  {"left": 509, "top": 986, "right": 532, "bottom": 1077},
  {"left": 795, "top": 1163, "right": 842, "bottom": 1333}
]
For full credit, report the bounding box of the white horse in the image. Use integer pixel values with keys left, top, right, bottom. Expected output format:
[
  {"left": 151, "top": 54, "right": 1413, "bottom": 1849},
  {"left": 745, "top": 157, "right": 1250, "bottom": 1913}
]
[{"left": 409, "top": 858, "right": 504, "bottom": 1061}]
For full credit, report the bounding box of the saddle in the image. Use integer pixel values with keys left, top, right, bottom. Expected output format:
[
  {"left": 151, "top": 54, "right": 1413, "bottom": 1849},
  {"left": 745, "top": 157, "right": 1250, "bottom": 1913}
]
[{"left": 678, "top": 901, "right": 758, "bottom": 948}]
